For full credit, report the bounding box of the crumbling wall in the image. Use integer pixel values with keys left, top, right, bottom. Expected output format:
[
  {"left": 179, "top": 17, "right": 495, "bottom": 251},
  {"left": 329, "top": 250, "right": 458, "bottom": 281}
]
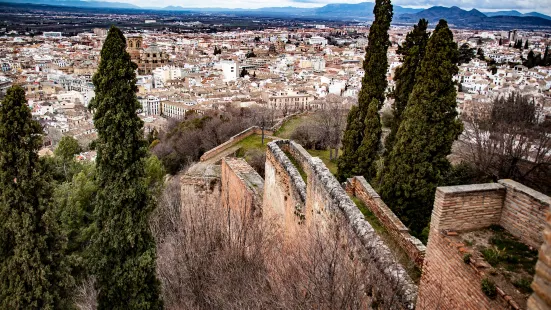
[
  {"left": 499, "top": 179, "right": 551, "bottom": 248},
  {"left": 180, "top": 174, "right": 221, "bottom": 209},
  {"left": 266, "top": 140, "right": 418, "bottom": 309},
  {"left": 199, "top": 126, "right": 274, "bottom": 162},
  {"left": 263, "top": 141, "right": 306, "bottom": 236},
  {"left": 221, "top": 157, "right": 263, "bottom": 218},
  {"left": 346, "top": 176, "right": 426, "bottom": 268}
]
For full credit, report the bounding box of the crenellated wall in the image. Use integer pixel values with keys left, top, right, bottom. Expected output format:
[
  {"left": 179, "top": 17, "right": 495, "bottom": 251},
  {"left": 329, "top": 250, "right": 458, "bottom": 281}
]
[{"left": 345, "top": 176, "right": 426, "bottom": 269}]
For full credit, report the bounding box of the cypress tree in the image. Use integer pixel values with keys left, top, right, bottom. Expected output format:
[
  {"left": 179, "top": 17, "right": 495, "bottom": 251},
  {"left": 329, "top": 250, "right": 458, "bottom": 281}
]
[
  {"left": 0, "top": 85, "right": 71, "bottom": 309},
  {"left": 524, "top": 40, "right": 529, "bottom": 49},
  {"left": 385, "top": 18, "right": 429, "bottom": 155},
  {"left": 378, "top": 20, "right": 462, "bottom": 235},
  {"left": 89, "top": 26, "right": 162, "bottom": 309},
  {"left": 338, "top": 0, "right": 393, "bottom": 181}
]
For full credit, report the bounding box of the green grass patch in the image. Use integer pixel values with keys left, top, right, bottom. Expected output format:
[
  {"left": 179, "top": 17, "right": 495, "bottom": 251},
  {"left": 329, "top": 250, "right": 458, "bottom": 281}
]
[
  {"left": 275, "top": 115, "right": 310, "bottom": 139},
  {"left": 235, "top": 134, "right": 273, "bottom": 158},
  {"left": 480, "top": 226, "right": 538, "bottom": 277},
  {"left": 283, "top": 150, "right": 307, "bottom": 182},
  {"left": 350, "top": 196, "right": 421, "bottom": 283},
  {"left": 351, "top": 197, "right": 385, "bottom": 235},
  {"left": 306, "top": 149, "right": 339, "bottom": 176}
]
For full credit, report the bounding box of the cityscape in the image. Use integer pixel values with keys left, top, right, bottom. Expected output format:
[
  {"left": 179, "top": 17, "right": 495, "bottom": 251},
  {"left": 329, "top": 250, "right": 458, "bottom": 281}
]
[{"left": 0, "top": 0, "right": 551, "bottom": 309}]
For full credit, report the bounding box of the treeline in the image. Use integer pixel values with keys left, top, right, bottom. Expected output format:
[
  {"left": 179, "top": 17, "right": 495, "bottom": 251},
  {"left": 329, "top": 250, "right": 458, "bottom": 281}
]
[
  {"left": 0, "top": 26, "right": 163, "bottom": 309},
  {"left": 151, "top": 106, "right": 274, "bottom": 175},
  {"left": 524, "top": 47, "right": 551, "bottom": 68},
  {"left": 337, "top": 0, "right": 465, "bottom": 239},
  {"left": 337, "top": 0, "right": 551, "bottom": 242}
]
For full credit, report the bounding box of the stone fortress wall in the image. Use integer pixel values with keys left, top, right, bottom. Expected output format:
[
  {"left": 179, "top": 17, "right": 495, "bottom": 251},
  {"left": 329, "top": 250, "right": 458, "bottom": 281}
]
[
  {"left": 417, "top": 180, "right": 551, "bottom": 309},
  {"left": 264, "top": 140, "right": 418, "bottom": 308},
  {"left": 180, "top": 126, "right": 551, "bottom": 310},
  {"left": 345, "top": 176, "right": 427, "bottom": 268}
]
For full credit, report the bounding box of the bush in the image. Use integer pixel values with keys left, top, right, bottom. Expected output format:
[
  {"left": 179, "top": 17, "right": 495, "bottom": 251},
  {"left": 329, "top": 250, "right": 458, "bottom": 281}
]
[
  {"left": 463, "top": 253, "right": 472, "bottom": 264},
  {"left": 482, "top": 248, "right": 500, "bottom": 266},
  {"left": 481, "top": 277, "right": 497, "bottom": 299},
  {"left": 512, "top": 277, "right": 533, "bottom": 294}
]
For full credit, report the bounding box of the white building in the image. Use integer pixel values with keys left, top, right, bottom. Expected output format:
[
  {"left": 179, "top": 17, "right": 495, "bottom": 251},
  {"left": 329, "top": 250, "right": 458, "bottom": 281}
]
[
  {"left": 219, "top": 60, "right": 239, "bottom": 82},
  {"left": 308, "top": 36, "right": 328, "bottom": 47}
]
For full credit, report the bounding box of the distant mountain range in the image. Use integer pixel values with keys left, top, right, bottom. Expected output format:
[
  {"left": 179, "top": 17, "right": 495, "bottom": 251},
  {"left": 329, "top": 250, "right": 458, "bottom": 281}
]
[
  {"left": 484, "top": 10, "right": 551, "bottom": 20},
  {"left": 0, "top": 0, "right": 140, "bottom": 9},
  {"left": 1, "top": 0, "right": 551, "bottom": 28}
]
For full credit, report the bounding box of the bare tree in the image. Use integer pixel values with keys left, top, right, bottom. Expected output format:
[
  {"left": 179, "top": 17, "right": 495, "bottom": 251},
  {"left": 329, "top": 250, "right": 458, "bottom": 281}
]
[
  {"left": 150, "top": 177, "right": 406, "bottom": 310},
  {"left": 458, "top": 93, "right": 551, "bottom": 193}
]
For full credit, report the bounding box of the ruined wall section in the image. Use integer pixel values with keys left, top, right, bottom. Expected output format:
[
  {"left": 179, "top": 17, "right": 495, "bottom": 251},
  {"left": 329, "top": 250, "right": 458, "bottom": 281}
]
[
  {"left": 199, "top": 126, "right": 274, "bottom": 162},
  {"left": 417, "top": 184, "right": 509, "bottom": 309},
  {"left": 221, "top": 158, "right": 264, "bottom": 218},
  {"left": 263, "top": 141, "right": 307, "bottom": 235},
  {"left": 527, "top": 204, "right": 551, "bottom": 309},
  {"left": 499, "top": 179, "right": 551, "bottom": 249},
  {"left": 267, "top": 140, "right": 418, "bottom": 309},
  {"left": 346, "top": 176, "right": 426, "bottom": 268},
  {"left": 180, "top": 173, "right": 221, "bottom": 209}
]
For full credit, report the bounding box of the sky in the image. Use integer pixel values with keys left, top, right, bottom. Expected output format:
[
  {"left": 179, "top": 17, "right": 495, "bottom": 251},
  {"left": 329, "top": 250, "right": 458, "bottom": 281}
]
[{"left": 106, "top": 0, "right": 551, "bottom": 15}]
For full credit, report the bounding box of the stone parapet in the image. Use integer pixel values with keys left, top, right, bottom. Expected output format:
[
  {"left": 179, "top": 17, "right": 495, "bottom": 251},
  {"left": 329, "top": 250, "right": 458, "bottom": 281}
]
[{"left": 346, "top": 176, "right": 426, "bottom": 269}]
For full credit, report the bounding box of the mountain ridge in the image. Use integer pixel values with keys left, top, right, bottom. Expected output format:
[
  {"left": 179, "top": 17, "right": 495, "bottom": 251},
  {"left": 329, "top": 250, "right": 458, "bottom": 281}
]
[{"left": 0, "top": 0, "right": 550, "bottom": 28}]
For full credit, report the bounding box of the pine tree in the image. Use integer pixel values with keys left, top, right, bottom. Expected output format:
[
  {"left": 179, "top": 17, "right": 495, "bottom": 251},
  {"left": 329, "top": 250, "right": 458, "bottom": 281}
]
[
  {"left": 0, "top": 85, "right": 71, "bottom": 309},
  {"left": 524, "top": 40, "right": 529, "bottom": 49},
  {"left": 385, "top": 18, "right": 429, "bottom": 155},
  {"left": 338, "top": 0, "right": 393, "bottom": 181},
  {"left": 89, "top": 26, "right": 162, "bottom": 309},
  {"left": 378, "top": 20, "right": 462, "bottom": 235},
  {"left": 543, "top": 46, "right": 550, "bottom": 66},
  {"left": 499, "top": 38, "right": 502, "bottom": 46}
]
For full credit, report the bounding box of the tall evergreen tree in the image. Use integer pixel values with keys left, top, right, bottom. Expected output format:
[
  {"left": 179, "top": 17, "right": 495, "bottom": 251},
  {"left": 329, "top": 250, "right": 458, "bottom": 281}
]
[
  {"left": 378, "top": 20, "right": 462, "bottom": 235},
  {"left": 89, "top": 26, "right": 162, "bottom": 309},
  {"left": 524, "top": 40, "right": 529, "bottom": 49},
  {"left": 385, "top": 18, "right": 429, "bottom": 154},
  {"left": 338, "top": 0, "right": 393, "bottom": 181},
  {"left": 0, "top": 85, "right": 71, "bottom": 309},
  {"left": 544, "top": 46, "right": 550, "bottom": 66}
]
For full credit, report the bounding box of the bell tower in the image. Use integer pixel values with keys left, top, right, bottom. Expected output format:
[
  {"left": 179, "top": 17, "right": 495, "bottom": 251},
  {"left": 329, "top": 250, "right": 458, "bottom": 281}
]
[{"left": 126, "top": 36, "right": 143, "bottom": 61}]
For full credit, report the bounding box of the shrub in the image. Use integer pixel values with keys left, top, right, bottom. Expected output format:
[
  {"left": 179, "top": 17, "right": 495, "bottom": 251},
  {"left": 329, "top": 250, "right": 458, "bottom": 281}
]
[
  {"left": 513, "top": 278, "right": 533, "bottom": 294},
  {"left": 463, "top": 253, "right": 472, "bottom": 264},
  {"left": 481, "top": 277, "right": 497, "bottom": 299}
]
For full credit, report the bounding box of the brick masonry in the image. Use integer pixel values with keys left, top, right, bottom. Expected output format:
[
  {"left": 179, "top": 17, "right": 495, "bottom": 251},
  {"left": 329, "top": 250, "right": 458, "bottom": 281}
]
[
  {"left": 417, "top": 182, "right": 551, "bottom": 309},
  {"left": 265, "top": 140, "right": 418, "bottom": 309},
  {"left": 221, "top": 157, "right": 264, "bottom": 218},
  {"left": 527, "top": 210, "right": 551, "bottom": 309},
  {"left": 345, "top": 176, "right": 426, "bottom": 269},
  {"left": 263, "top": 141, "right": 307, "bottom": 237},
  {"left": 499, "top": 179, "right": 551, "bottom": 249}
]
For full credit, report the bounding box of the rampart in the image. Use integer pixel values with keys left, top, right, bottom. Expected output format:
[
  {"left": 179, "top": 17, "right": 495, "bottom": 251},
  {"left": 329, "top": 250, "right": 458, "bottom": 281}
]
[
  {"left": 417, "top": 181, "right": 551, "bottom": 309},
  {"left": 199, "top": 126, "right": 274, "bottom": 162},
  {"left": 265, "top": 140, "right": 418, "bottom": 309},
  {"left": 221, "top": 157, "right": 264, "bottom": 218},
  {"left": 346, "top": 176, "right": 426, "bottom": 269}
]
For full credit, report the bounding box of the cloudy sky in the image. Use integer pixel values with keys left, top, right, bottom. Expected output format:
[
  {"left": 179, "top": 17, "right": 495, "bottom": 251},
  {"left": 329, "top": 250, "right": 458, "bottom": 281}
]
[{"left": 108, "top": 0, "right": 551, "bottom": 15}]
